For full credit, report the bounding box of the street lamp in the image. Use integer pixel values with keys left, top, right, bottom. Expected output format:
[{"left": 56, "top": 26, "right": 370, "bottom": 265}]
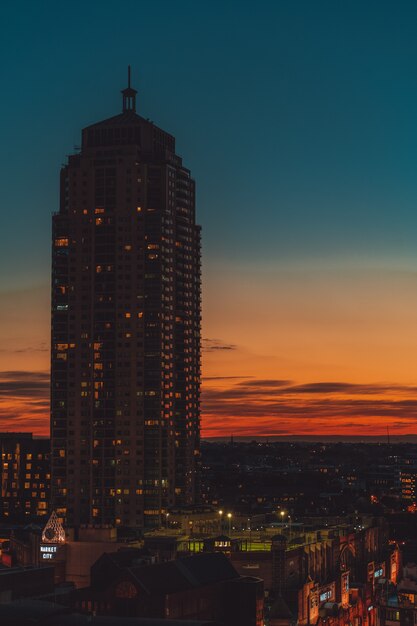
[
  {"left": 280, "top": 510, "right": 285, "bottom": 526},
  {"left": 218, "top": 510, "right": 223, "bottom": 532},
  {"left": 166, "top": 512, "right": 170, "bottom": 529},
  {"left": 227, "top": 512, "right": 232, "bottom": 535}
]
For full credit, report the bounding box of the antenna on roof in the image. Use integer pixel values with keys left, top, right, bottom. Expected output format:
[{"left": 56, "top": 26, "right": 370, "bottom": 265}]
[{"left": 121, "top": 66, "right": 137, "bottom": 113}]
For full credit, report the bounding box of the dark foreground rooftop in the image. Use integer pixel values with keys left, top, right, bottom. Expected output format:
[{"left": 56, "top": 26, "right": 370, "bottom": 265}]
[{"left": 0, "top": 600, "right": 224, "bottom": 626}]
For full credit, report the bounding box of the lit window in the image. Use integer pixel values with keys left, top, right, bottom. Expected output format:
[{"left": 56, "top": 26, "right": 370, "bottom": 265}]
[{"left": 55, "top": 238, "right": 69, "bottom": 247}]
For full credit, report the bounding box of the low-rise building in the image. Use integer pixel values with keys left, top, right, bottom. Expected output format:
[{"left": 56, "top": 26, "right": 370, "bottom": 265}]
[{"left": 0, "top": 433, "right": 50, "bottom": 522}]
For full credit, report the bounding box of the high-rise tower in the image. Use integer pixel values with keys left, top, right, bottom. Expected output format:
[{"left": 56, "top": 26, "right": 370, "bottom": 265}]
[{"left": 51, "top": 70, "right": 201, "bottom": 530}]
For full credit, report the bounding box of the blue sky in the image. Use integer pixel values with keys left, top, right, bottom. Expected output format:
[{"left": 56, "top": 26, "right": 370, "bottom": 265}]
[{"left": 2, "top": 0, "right": 417, "bottom": 288}]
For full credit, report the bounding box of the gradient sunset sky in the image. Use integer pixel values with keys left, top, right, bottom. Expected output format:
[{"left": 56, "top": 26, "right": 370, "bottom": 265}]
[{"left": 2, "top": 0, "right": 417, "bottom": 437}]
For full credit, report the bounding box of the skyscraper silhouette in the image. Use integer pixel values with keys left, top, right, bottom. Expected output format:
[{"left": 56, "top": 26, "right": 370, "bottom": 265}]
[{"left": 51, "top": 70, "right": 201, "bottom": 530}]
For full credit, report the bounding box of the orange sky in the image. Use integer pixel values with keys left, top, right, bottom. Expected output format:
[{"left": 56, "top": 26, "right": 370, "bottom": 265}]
[
  {"left": 202, "top": 261, "right": 417, "bottom": 437},
  {"left": 1, "top": 261, "right": 417, "bottom": 437}
]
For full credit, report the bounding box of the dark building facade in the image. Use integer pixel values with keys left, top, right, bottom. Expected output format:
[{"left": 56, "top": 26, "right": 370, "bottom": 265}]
[
  {"left": 0, "top": 433, "right": 50, "bottom": 521},
  {"left": 0, "top": 565, "right": 55, "bottom": 604},
  {"left": 73, "top": 552, "right": 263, "bottom": 626},
  {"left": 51, "top": 71, "right": 201, "bottom": 530}
]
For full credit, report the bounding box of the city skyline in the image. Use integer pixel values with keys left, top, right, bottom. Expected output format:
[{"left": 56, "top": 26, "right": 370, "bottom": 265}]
[{"left": 3, "top": 1, "right": 417, "bottom": 438}]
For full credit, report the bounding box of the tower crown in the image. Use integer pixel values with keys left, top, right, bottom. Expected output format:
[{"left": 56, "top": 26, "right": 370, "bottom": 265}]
[{"left": 121, "top": 65, "right": 137, "bottom": 112}]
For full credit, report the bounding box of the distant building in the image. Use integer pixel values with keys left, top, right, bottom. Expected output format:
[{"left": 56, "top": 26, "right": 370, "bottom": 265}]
[
  {"left": 51, "top": 69, "right": 201, "bottom": 530},
  {"left": 400, "top": 467, "right": 417, "bottom": 504},
  {"left": 0, "top": 433, "right": 50, "bottom": 521},
  {"left": 376, "top": 563, "right": 417, "bottom": 626}
]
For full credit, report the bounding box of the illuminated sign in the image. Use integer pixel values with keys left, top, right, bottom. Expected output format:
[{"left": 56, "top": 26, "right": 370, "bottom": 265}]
[
  {"left": 309, "top": 585, "right": 319, "bottom": 623},
  {"left": 41, "top": 510, "right": 66, "bottom": 545},
  {"left": 319, "top": 582, "right": 335, "bottom": 604},
  {"left": 374, "top": 568, "right": 383, "bottom": 578},
  {"left": 391, "top": 551, "right": 399, "bottom": 583},
  {"left": 320, "top": 590, "right": 333, "bottom": 602},
  {"left": 40, "top": 545, "right": 57, "bottom": 560},
  {"left": 341, "top": 572, "right": 350, "bottom": 606}
]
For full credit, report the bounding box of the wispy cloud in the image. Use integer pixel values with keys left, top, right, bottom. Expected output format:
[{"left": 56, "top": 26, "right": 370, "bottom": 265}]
[
  {"left": 0, "top": 343, "right": 48, "bottom": 354},
  {"left": 236, "top": 379, "right": 292, "bottom": 388},
  {"left": 0, "top": 370, "right": 49, "bottom": 398},
  {"left": 2, "top": 368, "right": 417, "bottom": 439},
  {"left": 286, "top": 382, "right": 417, "bottom": 395},
  {"left": 203, "top": 376, "right": 254, "bottom": 381},
  {"left": 202, "top": 338, "right": 237, "bottom": 352},
  {"left": 0, "top": 371, "right": 49, "bottom": 435},
  {"left": 201, "top": 378, "right": 417, "bottom": 436}
]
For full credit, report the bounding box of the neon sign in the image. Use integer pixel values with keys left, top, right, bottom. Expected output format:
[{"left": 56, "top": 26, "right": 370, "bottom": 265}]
[{"left": 40, "top": 545, "right": 57, "bottom": 560}]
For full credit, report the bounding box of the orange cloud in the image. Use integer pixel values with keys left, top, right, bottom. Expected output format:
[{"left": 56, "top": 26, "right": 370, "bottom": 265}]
[
  {"left": 0, "top": 371, "right": 49, "bottom": 435},
  {"left": 201, "top": 377, "right": 417, "bottom": 438}
]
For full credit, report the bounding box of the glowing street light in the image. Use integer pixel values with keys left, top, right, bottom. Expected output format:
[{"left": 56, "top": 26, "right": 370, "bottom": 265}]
[{"left": 227, "top": 512, "right": 232, "bottom": 535}]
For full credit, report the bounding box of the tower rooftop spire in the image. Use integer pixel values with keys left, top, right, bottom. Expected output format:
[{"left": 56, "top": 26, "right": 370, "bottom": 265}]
[{"left": 121, "top": 65, "right": 137, "bottom": 113}]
